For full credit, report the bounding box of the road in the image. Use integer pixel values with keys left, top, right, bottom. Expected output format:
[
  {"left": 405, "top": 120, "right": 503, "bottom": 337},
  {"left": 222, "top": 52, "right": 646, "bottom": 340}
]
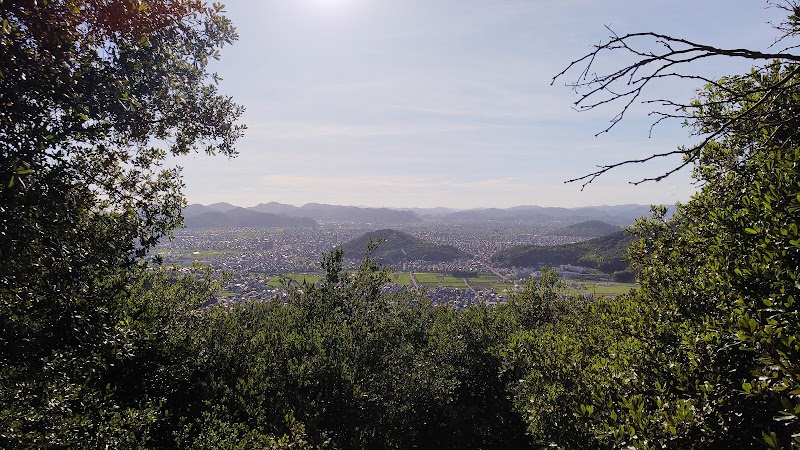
[{"left": 409, "top": 272, "right": 421, "bottom": 290}]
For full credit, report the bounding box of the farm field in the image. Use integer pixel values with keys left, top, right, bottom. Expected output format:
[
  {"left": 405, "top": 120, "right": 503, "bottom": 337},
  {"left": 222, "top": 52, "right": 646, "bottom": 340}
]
[
  {"left": 175, "top": 260, "right": 639, "bottom": 296},
  {"left": 566, "top": 281, "right": 639, "bottom": 297},
  {"left": 247, "top": 271, "right": 638, "bottom": 295},
  {"left": 404, "top": 272, "right": 515, "bottom": 290}
]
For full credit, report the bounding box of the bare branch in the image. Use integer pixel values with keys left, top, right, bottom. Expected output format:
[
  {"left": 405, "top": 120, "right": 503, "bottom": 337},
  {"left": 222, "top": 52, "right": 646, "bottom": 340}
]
[{"left": 554, "top": 16, "right": 800, "bottom": 187}]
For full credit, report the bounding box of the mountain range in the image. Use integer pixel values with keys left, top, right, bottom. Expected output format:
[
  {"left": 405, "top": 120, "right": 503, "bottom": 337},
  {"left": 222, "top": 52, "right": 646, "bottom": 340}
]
[
  {"left": 249, "top": 202, "right": 423, "bottom": 224},
  {"left": 183, "top": 207, "right": 317, "bottom": 229},
  {"left": 182, "top": 202, "right": 669, "bottom": 228},
  {"left": 435, "top": 204, "right": 659, "bottom": 225}
]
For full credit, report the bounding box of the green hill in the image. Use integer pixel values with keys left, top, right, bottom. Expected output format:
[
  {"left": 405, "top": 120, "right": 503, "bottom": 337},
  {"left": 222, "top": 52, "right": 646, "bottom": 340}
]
[
  {"left": 548, "top": 220, "right": 621, "bottom": 238},
  {"left": 491, "top": 230, "right": 635, "bottom": 273},
  {"left": 339, "top": 229, "right": 469, "bottom": 263}
]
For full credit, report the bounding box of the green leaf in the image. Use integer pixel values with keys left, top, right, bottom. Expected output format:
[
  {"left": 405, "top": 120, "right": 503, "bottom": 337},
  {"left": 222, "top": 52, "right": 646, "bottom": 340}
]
[{"left": 763, "top": 431, "right": 779, "bottom": 449}]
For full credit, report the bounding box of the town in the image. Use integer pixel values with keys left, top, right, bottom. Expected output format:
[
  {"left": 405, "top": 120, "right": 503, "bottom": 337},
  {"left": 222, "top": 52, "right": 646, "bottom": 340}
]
[{"left": 154, "top": 220, "right": 616, "bottom": 308}]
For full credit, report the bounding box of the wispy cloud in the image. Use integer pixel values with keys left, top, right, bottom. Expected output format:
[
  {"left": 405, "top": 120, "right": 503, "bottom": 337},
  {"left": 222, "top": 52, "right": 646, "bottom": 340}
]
[
  {"left": 258, "top": 174, "right": 523, "bottom": 191},
  {"left": 183, "top": 0, "right": 766, "bottom": 208},
  {"left": 243, "top": 119, "right": 479, "bottom": 141}
]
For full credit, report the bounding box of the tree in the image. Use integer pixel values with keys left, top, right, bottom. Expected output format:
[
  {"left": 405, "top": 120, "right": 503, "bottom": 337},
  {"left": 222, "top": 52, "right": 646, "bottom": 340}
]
[
  {"left": 540, "top": 2, "right": 800, "bottom": 448},
  {"left": 627, "top": 68, "right": 800, "bottom": 448},
  {"left": 0, "top": 1, "right": 244, "bottom": 446}
]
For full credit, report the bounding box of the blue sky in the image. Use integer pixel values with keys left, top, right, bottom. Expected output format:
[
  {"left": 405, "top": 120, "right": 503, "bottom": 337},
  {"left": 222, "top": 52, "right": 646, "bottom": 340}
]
[{"left": 175, "top": 0, "right": 784, "bottom": 208}]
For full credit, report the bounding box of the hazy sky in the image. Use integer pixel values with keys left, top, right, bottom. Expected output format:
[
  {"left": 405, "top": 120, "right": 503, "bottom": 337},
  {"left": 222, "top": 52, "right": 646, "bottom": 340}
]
[{"left": 175, "top": 0, "right": 784, "bottom": 208}]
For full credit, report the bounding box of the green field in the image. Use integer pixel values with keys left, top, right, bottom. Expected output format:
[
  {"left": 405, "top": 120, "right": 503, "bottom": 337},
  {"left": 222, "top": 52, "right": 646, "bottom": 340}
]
[
  {"left": 467, "top": 274, "right": 514, "bottom": 290},
  {"left": 233, "top": 268, "right": 638, "bottom": 296},
  {"left": 389, "top": 272, "right": 411, "bottom": 285},
  {"left": 402, "top": 273, "right": 636, "bottom": 295},
  {"left": 413, "top": 272, "right": 468, "bottom": 288},
  {"left": 566, "top": 281, "right": 638, "bottom": 297},
  {"left": 390, "top": 272, "right": 515, "bottom": 290},
  {"left": 256, "top": 271, "right": 630, "bottom": 294}
]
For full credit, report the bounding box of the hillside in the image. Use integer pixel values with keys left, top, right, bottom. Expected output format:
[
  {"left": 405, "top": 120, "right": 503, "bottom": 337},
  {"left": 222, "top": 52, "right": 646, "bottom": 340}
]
[
  {"left": 184, "top": 207, "right": 318, "bottom": 229},
  {"left": 339, "top": 229, "right": 469, "bottom": 263},
  {"left": 491, "top": 229, "right": 635, "bottom": 273},
  {"left": 548, "top": 220, "right": 621, "bottom": 238}
]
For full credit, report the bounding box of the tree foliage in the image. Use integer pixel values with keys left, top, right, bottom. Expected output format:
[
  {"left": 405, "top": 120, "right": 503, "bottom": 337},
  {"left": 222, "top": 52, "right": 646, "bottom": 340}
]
[
  {"left": 161, "top": 249, "right": 536, "bottom": 449},
  {"left": 624, "top": 63, "right": 800, "bottom": 447},
  {"left": 524, "top": 2, "right": 800, "bottom": 448},
  {"left": 0, "top": 1, "right": 244, "bottom": 446}
]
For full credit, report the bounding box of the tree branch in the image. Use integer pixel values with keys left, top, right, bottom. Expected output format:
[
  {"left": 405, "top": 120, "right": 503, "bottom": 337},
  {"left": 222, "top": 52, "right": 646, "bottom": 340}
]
[{"left": 554, "top": 15, "right": 800, "bottom": 188}]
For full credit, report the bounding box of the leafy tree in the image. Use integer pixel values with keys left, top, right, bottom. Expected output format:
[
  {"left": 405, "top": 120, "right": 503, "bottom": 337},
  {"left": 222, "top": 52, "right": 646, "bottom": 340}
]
[
  {"left": 504, "top": 291, "right": 661, "bottom": 449},
  {"left": 535, "top": 2, "right": 800, "bottom": 448},
  {"left": 625, "top": 65, "right": 800, "bottom": 447},
  {"left": 179, "top": 249, "right": 532, "bottom": 449},
  {"left": 0, "top": 1, "right": 244, "bottom": 446}
]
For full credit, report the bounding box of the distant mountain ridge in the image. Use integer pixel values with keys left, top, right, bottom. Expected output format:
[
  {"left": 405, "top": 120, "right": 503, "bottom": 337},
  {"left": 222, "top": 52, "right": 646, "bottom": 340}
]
[
  {"left": 184, "top": 202, "right": 422, "bottom": 225},
  {"left": 339, "top": 229, "right": 469, "bottom": 264},
  {"left": 439, "top": 204, "right": 661, "bottom": 226},
  {"left": 206, "top": 202, "right": 238, "bottom": 213},
  {"left": 183, "top": 207, "right": 317, "bottom": 229},
  {"left": 184, "top": 202, "right": 668, "bottom": 226},
  {"left": 249, "top": 202, "right": 423, "bottom": 224}
]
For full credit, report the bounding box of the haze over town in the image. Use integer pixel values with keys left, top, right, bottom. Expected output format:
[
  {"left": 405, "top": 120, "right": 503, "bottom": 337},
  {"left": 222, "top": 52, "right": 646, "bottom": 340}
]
[{"left": 165, "top": 200, "right": 647, "bottom": 307}]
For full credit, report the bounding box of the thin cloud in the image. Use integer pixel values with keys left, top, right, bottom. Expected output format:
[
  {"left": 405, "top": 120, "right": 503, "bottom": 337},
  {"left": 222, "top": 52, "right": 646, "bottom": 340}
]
[{"left": 244, "top": 120, "right": 479, "bottom": 141}]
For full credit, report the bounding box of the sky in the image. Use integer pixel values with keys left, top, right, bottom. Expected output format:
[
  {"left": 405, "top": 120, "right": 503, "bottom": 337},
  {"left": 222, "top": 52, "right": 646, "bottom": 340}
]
[{"left": 174, "top": 0, "right": 786, "bottom": 209}]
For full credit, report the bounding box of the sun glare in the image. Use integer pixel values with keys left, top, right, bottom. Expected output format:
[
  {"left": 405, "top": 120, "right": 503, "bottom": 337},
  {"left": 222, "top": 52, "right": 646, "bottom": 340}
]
[{"left": 310, "top": 0, "right": 352, "bottom": 9}]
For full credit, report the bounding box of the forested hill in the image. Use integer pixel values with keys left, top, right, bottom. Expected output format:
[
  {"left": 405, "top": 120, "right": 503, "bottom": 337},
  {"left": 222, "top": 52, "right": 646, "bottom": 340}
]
[
  {"left": 547, "top": 220, "right": 621, "bottom": 238},
  {"left": 491, "top": 229, "right": 634, "bottom": 273},
  {"left": 340, "top": 229, "right": 469, "bottom": 263},
  {"left": 184, "top": 207, "right": 318, "bottom": 229}
]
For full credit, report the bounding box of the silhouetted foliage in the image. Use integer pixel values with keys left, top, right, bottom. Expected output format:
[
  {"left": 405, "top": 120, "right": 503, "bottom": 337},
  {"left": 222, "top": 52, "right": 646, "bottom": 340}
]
[{"left": 0, "top": 1, "right": 243, "bottom": 446}]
